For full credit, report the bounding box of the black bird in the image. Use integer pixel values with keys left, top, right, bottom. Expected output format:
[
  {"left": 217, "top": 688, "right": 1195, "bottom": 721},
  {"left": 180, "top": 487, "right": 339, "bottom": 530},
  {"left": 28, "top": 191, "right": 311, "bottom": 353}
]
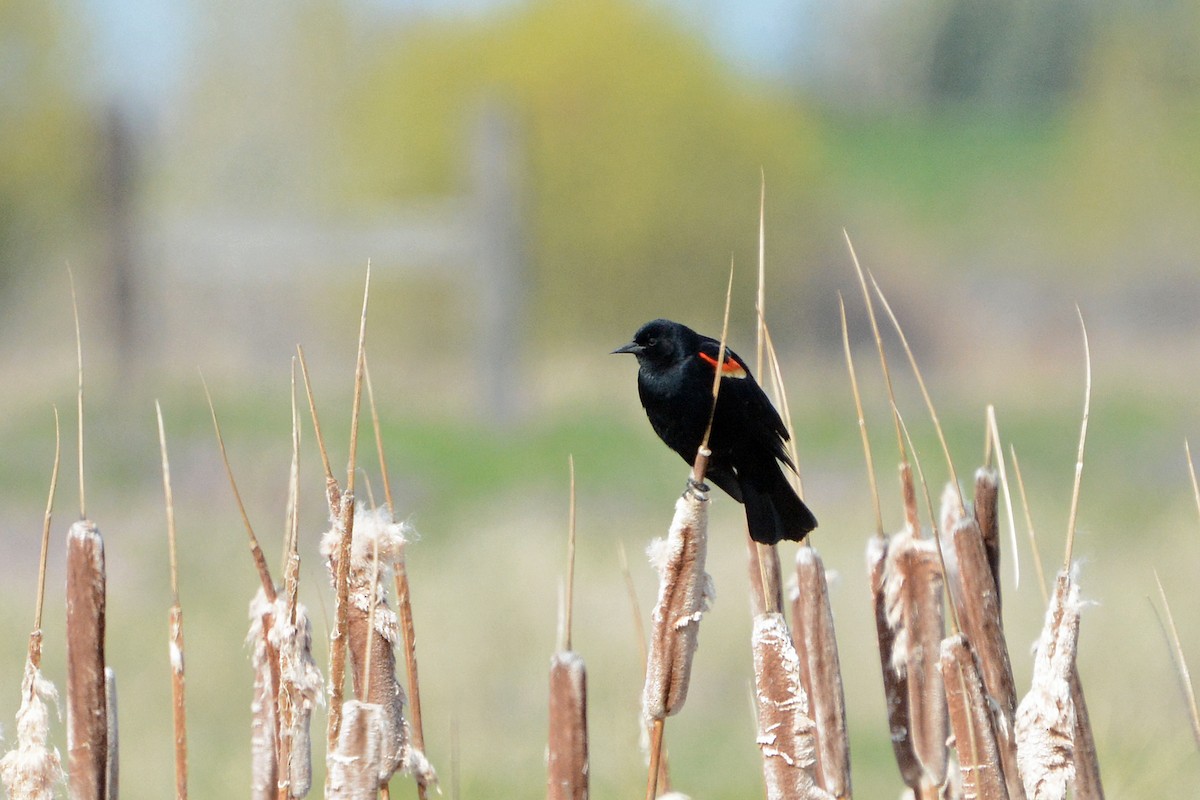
[{"left": 613, "top": 318, "right": 817, "bottom": 545}]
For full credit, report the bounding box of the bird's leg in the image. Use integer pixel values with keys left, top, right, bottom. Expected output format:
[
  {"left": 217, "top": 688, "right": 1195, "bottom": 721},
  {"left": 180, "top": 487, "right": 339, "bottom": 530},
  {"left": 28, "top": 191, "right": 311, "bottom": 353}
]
[{"left": 683, "top": 476, "right": 710, "bottom": 501}]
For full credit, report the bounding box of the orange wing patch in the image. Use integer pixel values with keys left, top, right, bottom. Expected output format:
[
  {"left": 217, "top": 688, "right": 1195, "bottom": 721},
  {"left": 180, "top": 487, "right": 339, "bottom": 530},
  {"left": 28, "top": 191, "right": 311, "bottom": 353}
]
[{"left": 699, "top": 351, "right": 748, "bottom": 379}]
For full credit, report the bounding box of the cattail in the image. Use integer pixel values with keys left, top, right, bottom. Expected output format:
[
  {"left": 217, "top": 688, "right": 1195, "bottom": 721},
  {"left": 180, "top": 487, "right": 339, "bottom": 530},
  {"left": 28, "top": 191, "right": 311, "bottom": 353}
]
[
  {"left": 0, "top": 634, "right": 64, "bottom": 800},
  {"left": 548, "top": 651, "right": 588, "bottom": 800},
  {"left": 881, "top": 527, "right": 948, "bottom": 791},
  {"left": 940, "top": 634, "right": 1008, "bottom": 800},
  {"left": 66, "top": 520, "right": 109, "bottom": 800},
  {"left": 248, "top": 589, "right": 280, "bottom": 800},
  {"left": 973, "top": 467, "right": 1001, "bottom": 606},
  {"left": 751, "top": 612, "right": 831, "bottom": 800},
  {"left": 548, "top": 459, "right": 588, "bottom": 800},
  {"left": 641, "top": 490, "right": 714, "bottom": 726},
  {"left": 321, "top": 505, "right": 436, "bottom": 789},
  {"left": 866, "top": 536, "right": 924, "bottom": 791},
  {"left": 942, "top": 499, "right": 1023, "bottom": 800},
  {"left": 270, "top": 573, "right": 325, "bottom": 798},
  {"left": 1, "top": 416, "right": 65, "bottom": 800},
  {"left": 326, "top": 701, "right": 386, "bottom": 800},
  {"left": 1015, "top": 571, "right": 1082, "bottom": 800},
  {"left": 792, "top": 548, "right": 850, "bottom": 799}
]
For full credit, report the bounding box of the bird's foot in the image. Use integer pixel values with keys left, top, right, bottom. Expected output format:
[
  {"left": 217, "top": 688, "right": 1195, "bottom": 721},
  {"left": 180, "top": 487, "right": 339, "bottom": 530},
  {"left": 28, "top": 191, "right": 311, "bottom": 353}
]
[{"left": 683, "top": 476, "right": 710, "bottom": 502}]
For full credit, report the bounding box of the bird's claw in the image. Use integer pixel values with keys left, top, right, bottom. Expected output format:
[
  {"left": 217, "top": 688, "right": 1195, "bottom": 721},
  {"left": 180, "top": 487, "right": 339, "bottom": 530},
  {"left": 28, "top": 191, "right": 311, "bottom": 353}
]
[{"left": 683, "top": 477, "right": 710, "bottom": 501}]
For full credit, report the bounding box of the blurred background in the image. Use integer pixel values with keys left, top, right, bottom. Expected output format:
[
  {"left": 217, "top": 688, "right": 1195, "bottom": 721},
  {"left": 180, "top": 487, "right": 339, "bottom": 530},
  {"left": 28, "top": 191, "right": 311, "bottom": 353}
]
[{"left": 2, "top": 0, "right": 1200, "bottom": 796}]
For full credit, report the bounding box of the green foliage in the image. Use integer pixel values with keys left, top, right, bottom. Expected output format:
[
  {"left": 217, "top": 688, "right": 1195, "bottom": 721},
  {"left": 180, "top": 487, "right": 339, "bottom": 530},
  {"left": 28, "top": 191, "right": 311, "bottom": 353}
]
[{"left": 341, "top": 0, "right": 827, "bottom": 339}]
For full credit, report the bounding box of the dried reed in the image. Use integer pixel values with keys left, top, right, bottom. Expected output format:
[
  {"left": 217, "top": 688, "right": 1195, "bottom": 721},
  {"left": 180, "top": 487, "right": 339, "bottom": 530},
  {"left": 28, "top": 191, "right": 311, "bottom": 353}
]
[
  {"left": 548, "top": 457, "right": 589, "bottom": 800},
  {"left": 155, "top": 402, "right": 189, "bottom": 800}
]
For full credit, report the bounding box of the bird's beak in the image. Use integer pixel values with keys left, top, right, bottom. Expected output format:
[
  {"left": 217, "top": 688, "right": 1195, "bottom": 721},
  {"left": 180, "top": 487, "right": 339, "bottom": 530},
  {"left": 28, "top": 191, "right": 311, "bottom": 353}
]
[{"left": 611, "top": 341, "right": 642, "bottom": 356}]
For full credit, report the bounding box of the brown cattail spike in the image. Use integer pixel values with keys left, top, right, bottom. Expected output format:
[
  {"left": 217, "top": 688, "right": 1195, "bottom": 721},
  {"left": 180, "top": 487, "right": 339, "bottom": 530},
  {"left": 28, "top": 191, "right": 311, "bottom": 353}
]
[
  {"left": 941, "top": 635, "right": 1008, "bottom": 800},
  {"left": 866, "top": 536, "right": 923, "bottom": 790},
  {"left": 547, "top": 651, "right": 588, "bottom": 800},
  {"left": 66, "top": 520, "right": 108, "bottom": 800},
  {"left": 752, "top": 613, "right": 831, "bottom": 800},
  {"left": 792, "top": 548, "right": 851, "bottom": 798},
  {"left": 1015, "top": 570, "right": 1081, "bottom": 800},
  {"left": 882, "top": 528, "right": 948, "bottom": 790}
]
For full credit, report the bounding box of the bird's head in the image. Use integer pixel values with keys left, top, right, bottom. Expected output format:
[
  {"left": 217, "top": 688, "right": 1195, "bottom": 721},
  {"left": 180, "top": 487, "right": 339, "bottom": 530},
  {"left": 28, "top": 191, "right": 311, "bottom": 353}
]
[{"left": 612, "top": 318, "right": 692, "bottom": 368}]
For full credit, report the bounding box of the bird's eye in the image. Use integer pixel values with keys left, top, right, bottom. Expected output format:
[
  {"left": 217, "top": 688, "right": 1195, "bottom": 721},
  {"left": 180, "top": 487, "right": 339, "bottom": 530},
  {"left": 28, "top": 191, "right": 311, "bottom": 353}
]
[{"left": 646, "top": 337, "right": 658, "bottom": 347}]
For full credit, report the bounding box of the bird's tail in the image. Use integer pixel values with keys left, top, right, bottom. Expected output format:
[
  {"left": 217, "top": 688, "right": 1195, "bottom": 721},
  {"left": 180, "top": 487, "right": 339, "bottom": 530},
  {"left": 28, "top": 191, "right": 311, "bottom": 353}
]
[{"left": 741, "top": 469, "right": 817, "bottom": 545}]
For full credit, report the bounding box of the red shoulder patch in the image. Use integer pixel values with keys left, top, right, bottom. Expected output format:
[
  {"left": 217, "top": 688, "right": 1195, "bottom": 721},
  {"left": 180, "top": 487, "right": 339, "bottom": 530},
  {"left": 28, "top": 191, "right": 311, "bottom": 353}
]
[{"left": 698, "top": 351, "right": 748, "bottom": 379}]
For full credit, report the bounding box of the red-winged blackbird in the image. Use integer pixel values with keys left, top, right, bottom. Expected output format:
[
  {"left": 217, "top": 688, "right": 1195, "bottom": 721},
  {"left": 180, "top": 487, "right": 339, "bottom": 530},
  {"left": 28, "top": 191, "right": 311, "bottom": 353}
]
[{"left": 613, "top": 318, "right": 817, "bottom": 545}]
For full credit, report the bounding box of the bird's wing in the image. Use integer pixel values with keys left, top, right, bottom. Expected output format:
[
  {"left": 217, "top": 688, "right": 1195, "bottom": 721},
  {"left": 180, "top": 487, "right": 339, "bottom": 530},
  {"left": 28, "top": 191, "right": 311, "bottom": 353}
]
[{"left": 695, "top": 338, "right": 795, "bottom": 469}]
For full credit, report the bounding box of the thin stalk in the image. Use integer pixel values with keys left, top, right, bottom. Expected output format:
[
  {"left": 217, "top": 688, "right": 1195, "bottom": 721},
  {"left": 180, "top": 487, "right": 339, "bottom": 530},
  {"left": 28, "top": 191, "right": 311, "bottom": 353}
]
[
  {"left": 33, "top": 407, "right": 61, "bottom": 636},
  {"left": 1063, "top": 308, "right": 1091, "bottom": 569},
  {"left": 202, "top": 377, "right": 276, "bottom": 602},
  {"left": 156, "top": 402, "right": 188, "bottom": 800}
]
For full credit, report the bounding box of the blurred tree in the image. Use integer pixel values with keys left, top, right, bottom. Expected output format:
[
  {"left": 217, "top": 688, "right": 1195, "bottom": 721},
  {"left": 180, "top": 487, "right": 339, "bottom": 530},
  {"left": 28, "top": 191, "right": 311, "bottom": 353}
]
[
  {"left": 340, "top": 0, "right": 828, "bottom": 341},
  {"left": 0, "top": 0, "right": 95, "bottom": 295}
]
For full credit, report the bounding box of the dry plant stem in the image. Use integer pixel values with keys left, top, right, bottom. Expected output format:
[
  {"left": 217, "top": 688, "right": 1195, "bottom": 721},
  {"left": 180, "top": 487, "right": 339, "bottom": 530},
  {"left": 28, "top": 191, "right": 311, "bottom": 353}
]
[
  {"left": 946, "top": 514, "right": 1023, "bottom": 800},
  {"left": 547, "top": 652, "right": 588, "bottom": 800},
  {"left": 66, "top": 520, "right": 108, "bottom": 800},
  {"left": 169, "top": 607, "right": 187, "bottom": 800},
  {"left": 748, "top": 541, "right": 784, "bottom": 617},
  {"left": 203, "top": 381, "right": 277, "bottom": 601},
  {"left": 752, "top": 613, "right": 830, "bottom": 800},
  {"left": 1009, "top": 449, "right": 1049, "bottom": 603},
  {"left": 866, "top": 536, "right": 922, "bottom": 790},
  {"left": 34, "top": 407, "right": 61, "bottom": 635},
  {"left": 792, "top": 549, "right": 850, "bottom": 798},
  {"left": 157, "top": 402, "right": 188, "bottom": 800},
  {"left": 838, "top": 294, "right": 883, "bottom": 535},
  {"left": 1063, "top": 309, "right": 1091, "bottom": 569},
  {"left": 869, "top": 272, "right": 963, "bottom": 512},
  {"left": 1154, "top": 572, "right": 1200, "bottom": 749},
  {"left": 941, "top": 635, "right": 1008, "bottom": 800},
  {"left": 645, "top": 720, "right": 666, "bottom": 800}
]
